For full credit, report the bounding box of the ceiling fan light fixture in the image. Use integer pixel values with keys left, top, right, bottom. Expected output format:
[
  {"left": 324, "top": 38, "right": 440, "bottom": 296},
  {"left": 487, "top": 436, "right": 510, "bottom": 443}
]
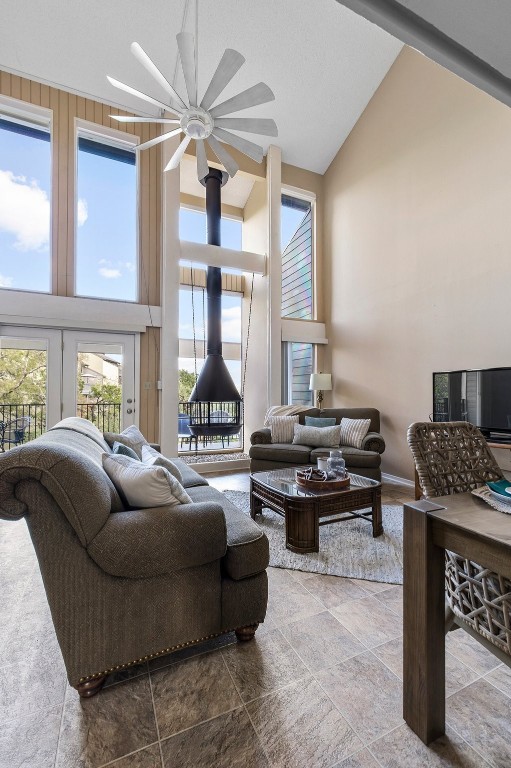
[{"left": 180, "top": 107, "right": 213, "bottom": 140}]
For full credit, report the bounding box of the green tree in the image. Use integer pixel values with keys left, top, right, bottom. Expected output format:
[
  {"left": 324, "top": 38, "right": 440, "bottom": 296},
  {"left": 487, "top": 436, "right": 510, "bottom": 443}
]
[
  {"left": 179, "top": 369, "right": 197, "bottom": 402},
  {"left": 89, "top": 382, "right": 122, "bottom": 404},
  {"left": 0, "top": 349, "right": 47, "bottom": 404}
]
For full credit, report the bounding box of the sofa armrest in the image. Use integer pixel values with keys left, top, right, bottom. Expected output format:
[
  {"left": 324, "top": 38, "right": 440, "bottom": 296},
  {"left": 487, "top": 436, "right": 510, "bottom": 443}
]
[
  {"left": 361, "top": 432, "right": 386, "bottom": 454},
  {"left": 87, "top": 501, "right": 227, "bottom": 578},
  {"left": 250, "top": 428, "right": 271, "bottom": 445}
]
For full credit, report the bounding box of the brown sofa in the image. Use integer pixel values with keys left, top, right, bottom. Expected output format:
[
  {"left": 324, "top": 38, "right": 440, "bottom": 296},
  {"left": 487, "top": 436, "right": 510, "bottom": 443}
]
[
  {"left": 0, "top": 418, "right": 269, "bottom": 696},
  {"left": 250, "top": 407, "right": 385, "bottom": 481}
]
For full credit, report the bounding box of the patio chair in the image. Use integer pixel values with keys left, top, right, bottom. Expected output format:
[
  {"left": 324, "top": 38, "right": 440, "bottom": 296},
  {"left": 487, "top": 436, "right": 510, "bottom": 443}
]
[
  {"left": 407, "top": 420, "right": 511, "bottom": 664},
  {"left": 0, "top": 416, "right": 31, "bottom": 452},
  {"left": 210, "top": 409, "right": 233, "bottom": 448},
  {"left": 178, "top": 413, "right": 197, "bottom": 451}
]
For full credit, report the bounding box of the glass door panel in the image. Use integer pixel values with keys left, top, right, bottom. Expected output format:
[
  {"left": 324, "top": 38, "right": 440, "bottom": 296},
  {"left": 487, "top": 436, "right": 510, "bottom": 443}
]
[
  {"left": 62, "top": 331, "right": 136, "bottom": 432},
  {"left": 0, "top": 326, "right": 62, "bottom": 449}
]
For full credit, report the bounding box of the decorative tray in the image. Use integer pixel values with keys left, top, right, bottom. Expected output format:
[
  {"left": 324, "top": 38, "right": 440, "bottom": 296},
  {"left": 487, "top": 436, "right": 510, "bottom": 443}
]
[{"left": 295, "top": 468, "right": 350, "bottom": 491}]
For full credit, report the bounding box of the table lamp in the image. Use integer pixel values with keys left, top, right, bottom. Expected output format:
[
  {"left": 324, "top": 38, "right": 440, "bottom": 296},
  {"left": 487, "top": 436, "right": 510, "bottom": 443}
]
[{"left": 309, "top": 373, "right": 332, "bottom": 408}]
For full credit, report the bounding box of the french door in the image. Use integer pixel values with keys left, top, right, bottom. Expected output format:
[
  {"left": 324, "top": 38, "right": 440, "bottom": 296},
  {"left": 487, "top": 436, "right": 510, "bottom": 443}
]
[{"left": 0, "top": 326, "right": 136, "bottom": 444}]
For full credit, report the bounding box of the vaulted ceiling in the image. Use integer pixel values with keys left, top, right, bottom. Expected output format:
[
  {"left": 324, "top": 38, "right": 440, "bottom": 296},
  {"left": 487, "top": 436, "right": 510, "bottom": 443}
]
[{"left": 0, "top": 0, "right": 402, "bottom": 174}]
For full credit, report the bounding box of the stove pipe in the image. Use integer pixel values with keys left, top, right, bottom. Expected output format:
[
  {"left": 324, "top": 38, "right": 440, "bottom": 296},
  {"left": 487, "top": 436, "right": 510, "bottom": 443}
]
[{"left": 189, "top": 167, "right": 242, "bottom": 403}]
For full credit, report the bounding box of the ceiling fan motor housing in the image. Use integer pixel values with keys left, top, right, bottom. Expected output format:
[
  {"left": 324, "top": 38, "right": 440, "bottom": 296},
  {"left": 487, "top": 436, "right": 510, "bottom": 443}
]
[{"left": 180, "top": 107, "right": 213, "bottom": 139}]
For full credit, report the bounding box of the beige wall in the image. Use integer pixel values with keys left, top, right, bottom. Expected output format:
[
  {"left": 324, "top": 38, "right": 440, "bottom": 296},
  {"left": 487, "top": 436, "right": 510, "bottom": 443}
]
[{"left": 324, "top": 47, "right": 511, "bottom": 480}]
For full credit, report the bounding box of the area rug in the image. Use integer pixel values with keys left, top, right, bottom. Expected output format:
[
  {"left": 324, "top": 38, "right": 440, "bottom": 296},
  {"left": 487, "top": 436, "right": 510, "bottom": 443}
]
[{"left": 224, "top": 490, "right": 403, "bottom": 584}]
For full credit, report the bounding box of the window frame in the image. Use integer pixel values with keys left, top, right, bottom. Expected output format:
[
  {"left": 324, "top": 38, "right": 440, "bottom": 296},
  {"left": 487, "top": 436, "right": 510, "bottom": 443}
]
[
  {"left": 74, "top": 119, "right": 140, "bottom": 303},
  {"left": 281, "top": 340, "right": 315, "bottom": 406},
  {"left": 0, "top": 94, "right": 53, "bottom": 295},
  {"left": 281, "top": 184, "right": 316, "bottom": 322}
]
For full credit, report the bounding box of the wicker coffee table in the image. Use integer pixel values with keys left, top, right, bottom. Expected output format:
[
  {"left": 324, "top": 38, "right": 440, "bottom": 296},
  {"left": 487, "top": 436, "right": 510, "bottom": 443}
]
[{"left": 250, "top": 467, "right": 382, "bottom": 553}]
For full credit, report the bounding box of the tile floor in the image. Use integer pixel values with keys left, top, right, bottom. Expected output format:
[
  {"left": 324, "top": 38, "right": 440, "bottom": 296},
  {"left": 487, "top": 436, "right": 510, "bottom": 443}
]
[{"left": 1, "top": 473, "right": 510, "bottom": 767}]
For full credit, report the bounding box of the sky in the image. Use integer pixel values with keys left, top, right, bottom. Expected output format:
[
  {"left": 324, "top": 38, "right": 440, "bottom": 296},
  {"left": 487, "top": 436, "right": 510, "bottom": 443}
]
[{"left": 0, "top": 125, "right": 51, "bottom": 291}]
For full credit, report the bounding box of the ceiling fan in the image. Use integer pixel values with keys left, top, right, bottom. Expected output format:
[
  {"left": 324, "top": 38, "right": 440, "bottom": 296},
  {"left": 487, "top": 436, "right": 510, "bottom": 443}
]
[{"left": 106, "top": 33, "right": 278, "bottom": 180}]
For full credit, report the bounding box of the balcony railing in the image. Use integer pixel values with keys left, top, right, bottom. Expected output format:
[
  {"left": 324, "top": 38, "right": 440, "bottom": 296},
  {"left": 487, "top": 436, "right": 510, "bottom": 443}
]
[
  {"left": 0, "top": 403, "right": 47, "bottom": 449},
  {"left": 178, "top": 400, "right": 243, "bottom": 452},
  {"left": 76, "top": 403, "right": 121, "bottom": 433},
  {"left": 0, "top": 402, "right": 122, "bottom": 450}
]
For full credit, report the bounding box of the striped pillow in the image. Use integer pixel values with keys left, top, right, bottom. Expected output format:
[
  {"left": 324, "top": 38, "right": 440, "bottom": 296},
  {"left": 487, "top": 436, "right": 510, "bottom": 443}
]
[
  {"left": 268, "top": 415, "right": 299, "bottom": 444},
  {"left": 339, "top": 418, "right": 371, "bottom": 449}
]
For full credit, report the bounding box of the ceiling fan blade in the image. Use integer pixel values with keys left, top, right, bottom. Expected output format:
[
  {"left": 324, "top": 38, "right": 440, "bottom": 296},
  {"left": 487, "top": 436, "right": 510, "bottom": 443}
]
[
  {"left": 110, "top": 116, "right": 180, "bottom": 124},
  {"left": 213, "top": 117, "right": 278, "bottom": 137},
  {"left": 206, "top": 135, "right": 239, "bottom": 177},
  {"left": 200, "top": 49, "right": 245, "bottom": 111},
  {"left": 196, "top": 139, "right": 209, "bottom": 181},
  {"left": 136, "top": 128, "right": 182, "bottom": 152},
  {"left": 107, "top": 76, "right": 182, "bottom": 116},
  {"left": 213, "top": 128, "right": 263, "bottom": 163},
  {"left": 177, "top": 32, "right": 197, "bottom": 107},
  {"left": 130, "top": 42, "right": 188, "bottom": 110},
  {"left": 164, "top": 135, "right": 192, "bottom": 171},
  {"left": 209, "top": 82, "right": 275, "bottom": 118}
]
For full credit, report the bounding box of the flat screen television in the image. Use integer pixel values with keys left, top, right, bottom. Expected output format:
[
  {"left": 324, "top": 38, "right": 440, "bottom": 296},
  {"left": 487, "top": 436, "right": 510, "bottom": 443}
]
[{"left": 433, "top": 367, "right": 511, "bottom": 440}]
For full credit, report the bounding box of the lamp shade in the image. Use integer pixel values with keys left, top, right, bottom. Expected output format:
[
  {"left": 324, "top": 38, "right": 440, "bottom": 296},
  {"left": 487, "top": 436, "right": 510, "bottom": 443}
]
[{"left": 309, "top": 373, "right": 332, "bottom": 391}]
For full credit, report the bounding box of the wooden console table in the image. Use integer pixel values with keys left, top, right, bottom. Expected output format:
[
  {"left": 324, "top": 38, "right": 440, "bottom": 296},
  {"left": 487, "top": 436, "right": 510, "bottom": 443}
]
[{"left": 403, "top": 493, "right": 511, "bottom": 744}]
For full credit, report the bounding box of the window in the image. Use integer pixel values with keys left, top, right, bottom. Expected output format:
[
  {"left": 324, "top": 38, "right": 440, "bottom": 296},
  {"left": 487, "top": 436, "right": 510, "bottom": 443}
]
[
  {"left": 179, "top": 207, "right": 242, "bottom": 253},
  {"left": 178, "top": 286, "right": 242, "bottom": 401},
  {"left": 0, "top": 113, "right": 51, "bottom": 292},
  {"left": 75, "top": 133, "right": 137, "bottom": 301},
  {"left": 178, "top": 205, "right": 243, "bottom": 401},
  {"left": 282, "top": 342, "right": 313, "bottom": 406},
  {"left": 281, "top": 194, "right": 313, "bottom": 320}
]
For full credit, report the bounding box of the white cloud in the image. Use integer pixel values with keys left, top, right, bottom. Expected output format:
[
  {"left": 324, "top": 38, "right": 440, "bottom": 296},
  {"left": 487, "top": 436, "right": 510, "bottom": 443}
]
[
  {"left": 99, "top": 267, "right": 122, "bottom": 279},
  {"left": 77, "top": 198, "right": 88, "bottom": 227},
  {"left": 0, "top": 170, "right": 50, "bottom": 251},
  {"left": 221, "top": 305, "right": 242, "bottom": 342},
  {"left": 0, "top": 273, "right": 13, "bottom": 288}
]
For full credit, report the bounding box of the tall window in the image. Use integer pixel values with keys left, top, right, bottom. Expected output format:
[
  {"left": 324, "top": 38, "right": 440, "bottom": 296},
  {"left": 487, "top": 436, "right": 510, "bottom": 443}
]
[
  {"left": 282, "top": 342, "right": 313, "bottom": 406},
  {"left": 0, "top": 114, "right": 51, "bottom": 292},
  {"left": 281, "top": 194, "right": 313, "bottom": 320},
  {"left": 178, "top": 208, "right": 243, "bottom": 402},
  {"left": 76, "top": 134, "right": 137, "bottom": 301},
  {"left": 179, "top": 207, "right": 242, "bottom": 252}
]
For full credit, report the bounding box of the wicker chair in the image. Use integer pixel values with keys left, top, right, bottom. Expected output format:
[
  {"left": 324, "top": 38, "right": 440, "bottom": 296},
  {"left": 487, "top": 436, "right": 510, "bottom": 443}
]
[{"left": 407, "top": 421, "right": 511, "bottom": 662}]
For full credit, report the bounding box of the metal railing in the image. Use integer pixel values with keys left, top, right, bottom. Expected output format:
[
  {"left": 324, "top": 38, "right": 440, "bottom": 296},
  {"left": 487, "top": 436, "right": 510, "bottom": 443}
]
[
  {"left": 0, "top": 402, "right": 122, "bottom": 450},
  {"left": 0, "top": 404, "right": 46, "bottom": 448},
  {"left": 178, "top": 400, "right": 243, "bottom": 452},
  {"left": 76, "top": 403, "right": 121, "bottom": 433}
]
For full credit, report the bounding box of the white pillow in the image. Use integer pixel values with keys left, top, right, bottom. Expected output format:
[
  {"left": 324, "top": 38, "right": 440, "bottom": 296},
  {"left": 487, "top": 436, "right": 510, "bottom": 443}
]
[
  {"left": 339, "top": 418, "right": 371, "bottom": 449},
  {"left": 292, "top": 423, "right": 341, "bottom": 448},
  {"left": 141, "top": 444, "right": 183, "bottom": 483},
  {"left": 268, "top": 415, "right": 299, "bottom": 444},
  {"left": 102, "top": 454, "right": 192, "bottom": 508}
]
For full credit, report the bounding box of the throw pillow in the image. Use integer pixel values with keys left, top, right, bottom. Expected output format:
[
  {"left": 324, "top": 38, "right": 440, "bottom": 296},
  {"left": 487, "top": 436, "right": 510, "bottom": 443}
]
[
  {"left": 102, "top": 454, "right": 192, "bottom": 508},
  {"left": 112, "top": 441, "right": 140, "bottom": 461},
  {"left": 304, "top": 416, "right": 337, "bottom": 428},
  {"left": 104, "top": 425, "right": 148, "bottom": 458},
  {"left": 268, "top": 415, "right": 299, "bottom": 444},
  {"left": 292, "top": 423, "right": 341, "bottom": 448},
  {"left": 339, "top": 417, "right": 371, "bottom": 449},
  {"left": 141, "top": 444, "right": 183, "bottom": 483}
]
